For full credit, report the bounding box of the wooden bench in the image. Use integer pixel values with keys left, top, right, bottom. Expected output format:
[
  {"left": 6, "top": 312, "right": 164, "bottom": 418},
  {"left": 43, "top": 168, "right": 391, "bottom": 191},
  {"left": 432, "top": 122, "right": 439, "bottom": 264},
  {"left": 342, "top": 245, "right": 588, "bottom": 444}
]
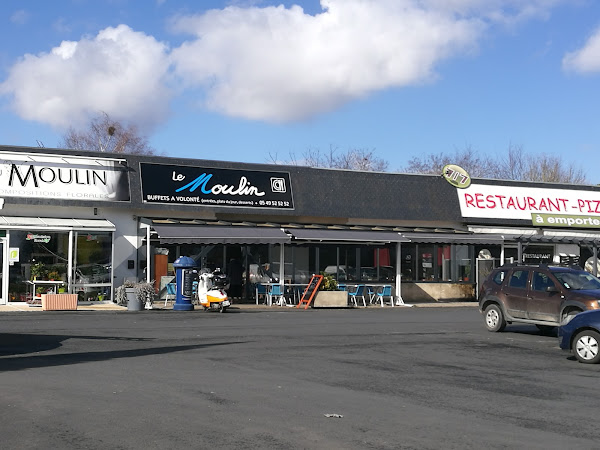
[{"left": 41, "top": 294, "right": 78, "bottom": 311}]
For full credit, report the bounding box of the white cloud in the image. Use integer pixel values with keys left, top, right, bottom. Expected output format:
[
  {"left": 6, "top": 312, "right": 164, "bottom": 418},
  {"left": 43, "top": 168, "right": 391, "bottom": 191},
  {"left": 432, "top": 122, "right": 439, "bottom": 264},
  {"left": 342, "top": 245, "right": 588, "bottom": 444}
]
[
  {"left": 0, "top": 25, "right": 172, "bottom": 130},
  {"left": 563, "top": 27, "right": 600, "bottom": 74},
  {"left": 10, "top": 9, "right": 30, "bottom": 25},
  {"left": 168, "top": 1, "right": 485, "bottom": 122},
  {"left": 0, "top": 1, "right": 567, "bottom": 128}
]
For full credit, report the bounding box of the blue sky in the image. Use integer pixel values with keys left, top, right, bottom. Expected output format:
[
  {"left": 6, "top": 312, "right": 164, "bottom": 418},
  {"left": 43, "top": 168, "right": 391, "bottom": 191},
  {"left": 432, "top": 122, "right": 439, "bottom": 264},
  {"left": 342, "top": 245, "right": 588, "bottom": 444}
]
[{"left": 1, "top": 0, "right": 600, "bottom": 179}]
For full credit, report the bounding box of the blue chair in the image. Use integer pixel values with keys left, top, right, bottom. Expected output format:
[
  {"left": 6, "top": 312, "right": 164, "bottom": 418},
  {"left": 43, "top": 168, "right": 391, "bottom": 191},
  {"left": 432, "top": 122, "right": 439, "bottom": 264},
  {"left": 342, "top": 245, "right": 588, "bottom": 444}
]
[
  {"left": 376, "top": 285, "right": 393, "bottom": 307},
  {"left": 164, "top": 283, "right": 176, "bottom": 306},
  {"left": 367, "top": 286, "right": 377, "bottom": 304},
  {"left": 269, "top": 284, "right": 284, "bottom": 306},
  {"left": 337, "top": 283, "right": 347, "bottom": 291},
  {"left": 348, "top": 285, "right": 366, "bottom": 307},
  {"left": 256, "top": 283, "right": 268, "bottom": 305}
]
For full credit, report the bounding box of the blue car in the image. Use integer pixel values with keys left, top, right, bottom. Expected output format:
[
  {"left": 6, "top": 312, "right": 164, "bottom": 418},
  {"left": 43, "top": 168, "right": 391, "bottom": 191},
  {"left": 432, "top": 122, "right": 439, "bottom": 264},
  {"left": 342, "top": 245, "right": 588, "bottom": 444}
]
[{"left": 558, "top": 310, "right": 600, "bottom": 363}]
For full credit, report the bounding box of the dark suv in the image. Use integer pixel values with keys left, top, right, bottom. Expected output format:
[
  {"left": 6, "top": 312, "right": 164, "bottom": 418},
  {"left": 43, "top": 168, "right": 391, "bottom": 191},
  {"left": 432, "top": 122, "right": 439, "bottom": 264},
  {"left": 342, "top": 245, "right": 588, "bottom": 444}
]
[{"left": 479, "top": 264, "right": 600, "bottom": 332}]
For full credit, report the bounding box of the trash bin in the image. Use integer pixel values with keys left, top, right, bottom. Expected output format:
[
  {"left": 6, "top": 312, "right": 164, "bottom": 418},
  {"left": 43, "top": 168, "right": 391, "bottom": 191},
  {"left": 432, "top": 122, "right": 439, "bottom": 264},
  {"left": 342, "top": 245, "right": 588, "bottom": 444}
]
[{"left": 126, "top": 287, "right": 143, "bottom": 311}]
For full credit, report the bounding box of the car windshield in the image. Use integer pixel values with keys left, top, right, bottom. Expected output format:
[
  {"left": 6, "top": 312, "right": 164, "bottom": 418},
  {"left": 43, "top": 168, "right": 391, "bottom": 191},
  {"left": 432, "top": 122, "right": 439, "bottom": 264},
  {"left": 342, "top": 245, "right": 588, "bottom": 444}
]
[{"left": 553, "top": 271, "right": 600, "bottom": 290}]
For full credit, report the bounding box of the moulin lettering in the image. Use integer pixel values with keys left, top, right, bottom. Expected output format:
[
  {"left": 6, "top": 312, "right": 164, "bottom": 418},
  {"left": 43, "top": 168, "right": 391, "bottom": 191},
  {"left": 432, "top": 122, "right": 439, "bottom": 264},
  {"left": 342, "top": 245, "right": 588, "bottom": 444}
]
[
  {"left": 8, "top": 164, "right": 107, "bottom": 188},
  {"left": 175, "top": 173, "right": 265, "bottom": 197}
]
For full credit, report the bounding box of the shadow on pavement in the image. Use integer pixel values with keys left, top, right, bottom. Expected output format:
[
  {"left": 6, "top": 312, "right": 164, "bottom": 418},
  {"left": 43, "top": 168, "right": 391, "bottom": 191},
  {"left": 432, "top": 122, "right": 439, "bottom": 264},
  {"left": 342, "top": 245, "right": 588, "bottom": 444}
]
[{"left": 0, "top": 334, "right": 245, "bottom": 372}]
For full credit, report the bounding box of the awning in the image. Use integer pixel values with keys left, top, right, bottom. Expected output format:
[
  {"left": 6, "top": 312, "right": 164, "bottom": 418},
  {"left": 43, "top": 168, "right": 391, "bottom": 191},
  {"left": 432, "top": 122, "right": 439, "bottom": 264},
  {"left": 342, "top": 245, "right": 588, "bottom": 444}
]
[
  {"left": 152, "top": 224, "right": 291, "bottom": 244},
  {"left": 285, "top": 228, "right": 408, "bottom": 243},
  {"left": 513, "top": 234, "right": 600, "bottom": 244},
  {"left": 468, "top": 226, "right": 600, "bottom": 245},
  {"left": 0, "top": 216, "right": 115, "bottom": 231},
  {"left": 402, "top": 233, "right": 505, "bottom": 244}
]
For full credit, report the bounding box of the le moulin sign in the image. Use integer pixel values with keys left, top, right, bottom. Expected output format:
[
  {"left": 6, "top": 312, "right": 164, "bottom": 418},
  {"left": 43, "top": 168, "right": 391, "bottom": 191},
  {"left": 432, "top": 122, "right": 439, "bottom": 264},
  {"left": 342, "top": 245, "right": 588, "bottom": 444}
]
[
  {"left": 457, "top": 183, "right": 600, "bottom": 228},
  {"left": 0, "top": 151, "right": 130, "bottom": 202},
  {"left": 140, "top": 163, "right": 294, "bottom": 209}
]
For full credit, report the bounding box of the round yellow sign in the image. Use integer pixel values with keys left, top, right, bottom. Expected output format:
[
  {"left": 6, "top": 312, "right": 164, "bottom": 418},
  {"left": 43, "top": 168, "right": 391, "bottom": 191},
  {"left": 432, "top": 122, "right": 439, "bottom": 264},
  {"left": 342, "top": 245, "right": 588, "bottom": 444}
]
[{"left": 442, "top": 164, "right": 471, "bottom": 189}]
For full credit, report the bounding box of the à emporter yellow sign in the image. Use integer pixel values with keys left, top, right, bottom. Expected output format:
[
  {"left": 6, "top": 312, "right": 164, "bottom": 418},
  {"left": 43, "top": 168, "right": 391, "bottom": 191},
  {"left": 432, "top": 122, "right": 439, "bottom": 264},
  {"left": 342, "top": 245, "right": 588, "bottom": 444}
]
[{"left": 532, "top": 213, "right": 600, "bottom": 228}]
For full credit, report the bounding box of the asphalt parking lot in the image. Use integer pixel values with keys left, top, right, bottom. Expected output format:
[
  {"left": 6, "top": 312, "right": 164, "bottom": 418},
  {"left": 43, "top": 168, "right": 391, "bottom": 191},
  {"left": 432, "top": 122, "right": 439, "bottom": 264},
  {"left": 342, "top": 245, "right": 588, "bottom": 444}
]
[{"left": 1, "top": 306, "right": 599, "bottom": 449}]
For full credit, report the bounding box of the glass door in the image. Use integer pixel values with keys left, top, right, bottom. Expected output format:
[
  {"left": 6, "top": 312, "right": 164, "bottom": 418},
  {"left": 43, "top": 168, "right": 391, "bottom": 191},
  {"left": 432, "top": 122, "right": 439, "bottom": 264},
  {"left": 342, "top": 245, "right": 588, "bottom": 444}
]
[
  {"left": 72, "top": 231, "right": 113, "bottom": 302},
  {"left": 0, "top": 239, "right": 5, "bottom": 304}
]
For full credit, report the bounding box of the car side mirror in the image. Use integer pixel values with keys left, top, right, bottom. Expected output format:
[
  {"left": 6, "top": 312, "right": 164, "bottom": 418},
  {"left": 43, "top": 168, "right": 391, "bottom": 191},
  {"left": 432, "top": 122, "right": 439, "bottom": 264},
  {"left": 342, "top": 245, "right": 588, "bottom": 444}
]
[{"left": 546, "top": 286, "right": 559, "bottom": 293}]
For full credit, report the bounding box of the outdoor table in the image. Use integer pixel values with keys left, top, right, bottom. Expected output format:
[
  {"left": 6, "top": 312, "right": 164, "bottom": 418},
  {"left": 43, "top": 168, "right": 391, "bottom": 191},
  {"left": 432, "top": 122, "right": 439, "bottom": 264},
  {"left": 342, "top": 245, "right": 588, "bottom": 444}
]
[
  {"left": 261, "top": 282, "right": 306, "bottom": 306},
  {"left": 25, "top": 280, "right": 66, "bottom": 305}
]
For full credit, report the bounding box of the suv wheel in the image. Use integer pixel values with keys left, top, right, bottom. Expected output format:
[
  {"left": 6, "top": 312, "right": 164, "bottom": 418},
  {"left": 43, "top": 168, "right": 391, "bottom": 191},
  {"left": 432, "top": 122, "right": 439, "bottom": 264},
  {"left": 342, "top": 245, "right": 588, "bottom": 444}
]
[
  {"left": 573, "top": 330, "right": 600, "bottom": 364},
  {"left": 484, "top": 304, "right": 506, "bottom": 332}
]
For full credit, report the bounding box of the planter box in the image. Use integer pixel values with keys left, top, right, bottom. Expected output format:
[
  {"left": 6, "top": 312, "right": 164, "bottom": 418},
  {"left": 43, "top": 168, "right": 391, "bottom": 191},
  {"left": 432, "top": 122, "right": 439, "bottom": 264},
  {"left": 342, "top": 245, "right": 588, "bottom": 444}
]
[
  {"left": 41, "top": 294, "right": 78, "bottom": 311},
  {"left": 313, "top": 290, "right": 348, "bottom": 308}
]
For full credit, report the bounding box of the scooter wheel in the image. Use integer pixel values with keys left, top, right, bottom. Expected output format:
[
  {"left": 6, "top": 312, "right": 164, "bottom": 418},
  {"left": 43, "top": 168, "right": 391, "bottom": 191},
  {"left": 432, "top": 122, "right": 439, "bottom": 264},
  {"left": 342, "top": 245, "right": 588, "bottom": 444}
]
[{"left": 219, "top": 305, "right": 226, "bottom": 313}]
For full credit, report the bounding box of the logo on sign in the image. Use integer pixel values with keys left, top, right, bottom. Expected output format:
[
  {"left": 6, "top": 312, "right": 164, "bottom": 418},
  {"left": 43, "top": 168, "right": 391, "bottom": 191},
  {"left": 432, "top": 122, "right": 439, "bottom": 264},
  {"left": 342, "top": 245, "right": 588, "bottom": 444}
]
[
  {"left": 270, "top": 177, "right": 286, "bottom": 193},
  {"left": 9, "top": 248, "right": 19, "bottom": 262},
  {"left": 26, "top": 233, "right": 51, "bottom": 243},
  {"left": 442, "top": 164, "right": 471, "bottom": 189}
]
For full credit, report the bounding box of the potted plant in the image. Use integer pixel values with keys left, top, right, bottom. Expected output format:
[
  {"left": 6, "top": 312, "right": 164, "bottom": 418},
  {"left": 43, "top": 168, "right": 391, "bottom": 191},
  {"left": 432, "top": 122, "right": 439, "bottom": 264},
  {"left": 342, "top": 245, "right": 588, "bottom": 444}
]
[
  {"left": 114, "top": 280, "right": 136, "bottom": 306},
  {"left": 313, "top": 272, "right": 348, "bottom": 308},
  {"left": 320, "top": 272, "right": 339, "bottom": 291},
  {"left": 115, "top": 280, "right": 156, "bottom": 311},
  {"left": 30, "top": 262, "right": 47, "bottom": 280},
  {"left": 135, "top": 281, "right": 157, "bottom": 310},
  {"left": 47, "top": 270, "right": 60, "bottom": 281}
]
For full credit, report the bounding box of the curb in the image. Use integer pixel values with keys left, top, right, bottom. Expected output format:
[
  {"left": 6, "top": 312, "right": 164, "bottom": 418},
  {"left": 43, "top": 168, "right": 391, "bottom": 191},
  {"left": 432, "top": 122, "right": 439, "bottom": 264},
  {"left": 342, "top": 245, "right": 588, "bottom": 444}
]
[{"left": 0, "top": 301, "right": 478, "bottom": 312}]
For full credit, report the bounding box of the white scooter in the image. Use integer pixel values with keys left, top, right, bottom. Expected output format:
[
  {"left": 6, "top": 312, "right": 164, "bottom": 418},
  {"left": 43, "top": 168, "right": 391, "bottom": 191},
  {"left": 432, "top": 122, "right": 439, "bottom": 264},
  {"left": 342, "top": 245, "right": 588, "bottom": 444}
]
[{"left": 197, "top": 268, "right": 231, "bottom": 313}]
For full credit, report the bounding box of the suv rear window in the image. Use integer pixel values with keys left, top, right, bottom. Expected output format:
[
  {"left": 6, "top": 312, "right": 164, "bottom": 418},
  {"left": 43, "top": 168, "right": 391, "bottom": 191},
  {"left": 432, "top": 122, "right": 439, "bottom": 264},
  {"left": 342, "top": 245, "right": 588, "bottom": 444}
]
[
  {"left": 532, "top": 271, "right": 554, "bottom": 291},
  {"left": 492, "top": 270, "right": 507, "bottom": 285}
]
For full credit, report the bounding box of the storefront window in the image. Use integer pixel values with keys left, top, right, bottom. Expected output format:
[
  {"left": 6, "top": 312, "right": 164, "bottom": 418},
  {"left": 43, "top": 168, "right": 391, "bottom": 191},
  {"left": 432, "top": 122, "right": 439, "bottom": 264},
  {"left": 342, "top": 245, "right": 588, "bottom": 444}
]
[
  {"left": 522, "top": 244, "right": 554, "bottom": 265},
  {"left": 438, "top": 245, "right": 451, "bottom": 281},
  {"left": 8, "top": 230, "right": 69, "bottom": 302},
  {"left": 418, "top": 245, "right": 435, "bottom": 281},
  {"left": 401, "top": 246, "right": 415, "bottom": 281},
  {"left": 340, "top": 247, "right": 357, "bottom": 281},
  {"left": 319, "top": 245, "right": 347, "bottom": 281},
  {"left": 73, "top": 231, "right": 112, "bottom": 301},
  {"left": 401, "top": 243, "right": 486, "bottom": 283},
  {"left": 360, "top": 246, "right": 396, "bottom": 282},
  {"left": 275, "top": 246, "right": 310, "bottom": 283},
  {"left": 455, "top": 245, "right": 473, "bottom": 282},
  {"left": 581, "top": 245, "right": 597, "bottom": 273},
  {"left": 317, "top": 245, "right": 397, "bottom": 282}
]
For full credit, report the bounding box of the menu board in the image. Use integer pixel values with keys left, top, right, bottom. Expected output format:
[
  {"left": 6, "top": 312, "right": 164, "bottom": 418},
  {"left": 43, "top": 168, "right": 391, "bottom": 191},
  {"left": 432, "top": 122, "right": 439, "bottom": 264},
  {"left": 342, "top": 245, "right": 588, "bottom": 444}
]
[{"left": 297, "top": 275, "right": 323, "bottom": 309}]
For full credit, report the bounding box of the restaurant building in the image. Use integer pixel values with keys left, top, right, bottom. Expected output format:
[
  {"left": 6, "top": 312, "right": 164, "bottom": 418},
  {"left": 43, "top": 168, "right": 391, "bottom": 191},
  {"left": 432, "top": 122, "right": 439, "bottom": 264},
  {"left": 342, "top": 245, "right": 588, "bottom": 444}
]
[{"left": 1, "top": 144, "right": 600, "bottom": 306}]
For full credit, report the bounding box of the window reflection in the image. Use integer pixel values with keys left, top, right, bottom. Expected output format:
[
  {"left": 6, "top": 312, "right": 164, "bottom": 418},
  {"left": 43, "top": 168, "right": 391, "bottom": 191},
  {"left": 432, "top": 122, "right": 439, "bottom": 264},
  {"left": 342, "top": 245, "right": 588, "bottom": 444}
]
[{"left": 8, "top": 231, "right": 69, "bottom": 302}]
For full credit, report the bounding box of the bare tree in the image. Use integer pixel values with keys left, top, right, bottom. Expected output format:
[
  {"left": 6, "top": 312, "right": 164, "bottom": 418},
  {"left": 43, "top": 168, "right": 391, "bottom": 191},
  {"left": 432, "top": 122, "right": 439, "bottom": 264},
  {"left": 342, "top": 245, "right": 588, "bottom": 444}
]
[
  {"left": 60, "top": 112, "right": 155, "bottom": 155},
  {"left": 270, "top": 145, "right": 389, "bottom": 172},
  {"left": 403, "top": 144, "right": 589, "bottom": 184},
  {"left": 496, "top": 143, "right": 526, "bottom": 181},
  {"left": 403, "top": 145, "right": 496, "bottom": 178},
  {"left": 496, "top": 144, "right": 588, "bottom": 184}
]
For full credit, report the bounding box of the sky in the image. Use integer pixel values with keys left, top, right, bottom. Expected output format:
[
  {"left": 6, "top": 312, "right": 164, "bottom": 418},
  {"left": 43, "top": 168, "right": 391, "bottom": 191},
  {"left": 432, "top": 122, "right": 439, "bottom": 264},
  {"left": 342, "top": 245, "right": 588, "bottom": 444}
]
[{"left": 1, "top": 0, "right": 600, "bottom": 180}]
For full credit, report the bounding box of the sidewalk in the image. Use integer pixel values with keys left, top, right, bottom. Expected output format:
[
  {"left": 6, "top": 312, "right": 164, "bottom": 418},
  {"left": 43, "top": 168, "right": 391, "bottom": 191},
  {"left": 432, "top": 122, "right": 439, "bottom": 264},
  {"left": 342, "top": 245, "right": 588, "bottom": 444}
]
[{"left": 0, "top": 301, "right": 478, "bottom": 312}]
